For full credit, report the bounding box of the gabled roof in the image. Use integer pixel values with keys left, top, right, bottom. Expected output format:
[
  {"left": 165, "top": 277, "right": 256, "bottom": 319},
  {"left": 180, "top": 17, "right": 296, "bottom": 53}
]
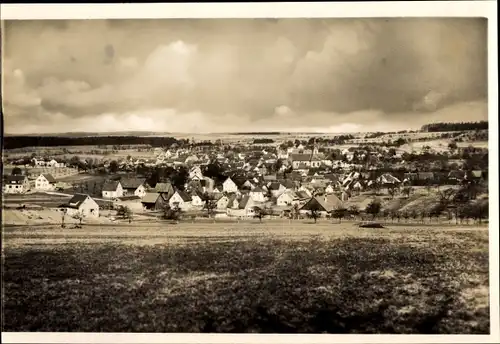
[
  {"left": 155, "top": 182, "right": 175, "bottom": 194},
  {"left": 5, "top": 175, "right": 27, "bottom": 184},
  {"left": 290, "top": 154, "right": 313, "bottom": 162},
  {"left": 120, "top": 177, "right": 146, "bottom": 189},
  {"left": 175, "top": 191, "right": 192, "bottom": 202},
  {"left": 238, "top": 195, "right": 253, "bottom": 209},
  {"left": 65, "top": 194, "right": 92, "bottom": 209},
  {"left": 102, "top": 181, "right": 121, "bottom": 192},
  {"left": 42, "top": 174, "right": 57, "bottom": 183},
  {"left": 251, "top": 186, "right": 265, "bottom": 193},
  {"left": 295, "top": 191, "right": 311, "bottom": 199},
  {"left": 141, "top": 192, "right": 162, "bottom": 204},
  {"left": 118, "top": 195, "right": 141, "bottom": 201}
]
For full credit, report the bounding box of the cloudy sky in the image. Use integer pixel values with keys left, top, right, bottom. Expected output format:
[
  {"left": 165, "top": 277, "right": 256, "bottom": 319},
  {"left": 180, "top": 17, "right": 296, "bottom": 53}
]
[{"left": 2, "top": 18, "right": 488, "bottom": 134}]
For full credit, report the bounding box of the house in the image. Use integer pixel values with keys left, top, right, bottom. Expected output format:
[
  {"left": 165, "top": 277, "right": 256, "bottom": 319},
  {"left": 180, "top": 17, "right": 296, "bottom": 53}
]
[
  {"left": 325, "top": 184, "right": 336, "bottom": 194},
  {"left": 155, "top": 182, "right": 175, "bottom": 197},
  {"left": 226, "top": 195, "right": 257, "bottom": 217},
  {"left": 300, "top": 194, "right": 343, "bottom": 216},
  {"left": 102, "top": 181, "right": 124, "bottom": 199},
  {"left": 168, "top": 190, "right": 192, "bottom": 210},
  {"left": 189, "top": 166, "right": 204, "bottom": 181},
  {"left": 249, "top": 186, "right": 266, "bottom": 203},
  {"left": 376, "top": 173, "right": 401, "bottom": 185},
  {"left": 35, "top": 173, "right": 57, "bottom": 190},
  {"left": 222, "top": 177, "right": 239, "bottom": 193},
  {"left": 277, "top": 190, "right": 298, "bottom": 207},
  {"left": 267, "top": 182, "right": 286, "bottom": 198},
  {"left": 141, "top": 192, "right": 167, "bottom": 211},
  {"left": 114, "top": 195, "right": 143, "bottom": 212},
  {"left": 217, "top": 194, "right": 231, "bottom": 210},
  {"left": 120, "top": 178, "right": 148, "bottom": 198},
  {"left": 47, "top": 159, "right": 62, "bottom": 168},
  {"left": 3, "top": 175, "right": 30, "bottom": 194},
  {"left": 60, "top": 194, "right": 99, "bottom": 218},
  {"left": 190, "top": 191, "right": 206, "bottom": 208},
  {"left": 448, "top": 170, "right": 467, "bottom": 182}
]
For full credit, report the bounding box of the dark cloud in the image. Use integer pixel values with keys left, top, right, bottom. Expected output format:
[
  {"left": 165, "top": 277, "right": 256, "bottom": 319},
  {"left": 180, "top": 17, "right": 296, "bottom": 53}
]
[{"left": 3, "top": 18, "right": 488, "bottom": 133}]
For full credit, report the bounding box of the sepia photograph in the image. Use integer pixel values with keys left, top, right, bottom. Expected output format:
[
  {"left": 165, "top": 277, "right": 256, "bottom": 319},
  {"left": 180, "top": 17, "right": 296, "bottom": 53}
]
[{"left": 1, "top": 2, "right": 498, "bottom": 343}]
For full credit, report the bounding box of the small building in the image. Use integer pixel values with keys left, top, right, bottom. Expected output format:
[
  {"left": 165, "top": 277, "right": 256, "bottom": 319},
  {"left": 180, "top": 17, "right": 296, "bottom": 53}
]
[
  {"left": 222, "top": 177, "right": 239, "bottom": 193},
  {"left": 216, "top": 194, "right": 231, "bottom": 210},
  {"left": 249, "top": 186, "right": 266, "bottom": 202},
  {"left": 115, "top": 195, "right": 143, "bottom": 212},
  {"left": 35, "top": 173, "right": 57, "bottom": 190},
  {"left": 141, "top": 192, "right": 167, "bottom": 211},
  {"left": 190, "top": 191, "right": 206, "bottom": 208},
  {"left": 155, "top": 182, "right": 175, "bottom": 197},
  {"left": 226, "top": 195, "right": 256, "bottom": 217},
  {"left": 60, "top": 193, "right": 99, "bottom": 218},
  {"left": 3, "top": 175, "right": 30, "bottom": 194},
  {"left": 300, "top": 194, "right": 343, "bottom": 217},
  {"left": 168, "top": 190, "right": 193, "bottom": 210},
  {"left": 268, "top": 182, "right": 286, "bottom": 198},
  {"left": 102, "top": 181, "right": 124, "bottom": 199},
  {"left": 120, "top": 177, "right": 148, "bottom": 198}
]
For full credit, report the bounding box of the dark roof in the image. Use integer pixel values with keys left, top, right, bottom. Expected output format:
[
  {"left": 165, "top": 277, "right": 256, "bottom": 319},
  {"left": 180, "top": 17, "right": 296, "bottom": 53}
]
[
  {"left": 268, "top": 182, "right": 283, "bottom": 190},
  {"left": 65, "top": 194, "right": 92, "bottom": 209},
  {"left": 120, "top": 177, "right": 146, "bottom": 189},
  {"left": 252, "top": 186, "right": 265, "bottom": 193},
  {"left": 290, "top": 154, "right": 313, "bottom": 162},
  {"left": 5, "top": 175, "right": 27, "bottom": 184},
  {"left": 238, "top": 195, "right": 252, "bottom": 209},
  {"left": 176, "top": 191, "right": 192, "bottom": 202},
  {"left": 102, "top": 181, "right": 121, "bottom": 192},
  {"left": 42, "top": 174, "right": 57, "bottom": 183},
  {"left": 118, "top": 195, "right": 141, "bottom": 201}
]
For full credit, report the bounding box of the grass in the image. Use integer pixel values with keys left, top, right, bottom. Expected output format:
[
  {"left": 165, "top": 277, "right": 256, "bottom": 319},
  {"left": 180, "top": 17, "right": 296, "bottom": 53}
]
[{"left": 2, "top": 224, "right": 489, "bottom": 333}]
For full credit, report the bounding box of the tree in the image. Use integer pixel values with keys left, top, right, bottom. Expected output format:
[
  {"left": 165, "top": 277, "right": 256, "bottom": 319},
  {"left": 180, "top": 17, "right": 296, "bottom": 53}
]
[
  {"left": 307, "top": 203, "right": 322, "bottom": 223},
  {"left": 401, "top": 186, "right": 413, "bottom": 199},
  {"left": 171, "top": 166, "right": 189, "bottom": 191},
  {"left": 291, "top": 203, "right": 300, "bottom": 220},
  {"left": 72, "top": 211, "right": 85, "bottom": 228},
  {"left": 203, "top": 194, "right": 217, "bottom": 218},
  {"left": 116, "top": 205, "right": 133, "bottom": 223},
  {"left": 365, "top": 200, "right": 382, "bottom": 220},
  {"left": 11, "top": 167, "right": 23, "bottom": 175},
  {"left": 388, "top": 186, "right": 398, "bottom": 199},
  {"left": 331, "top": 206, "right": 348, "bottom": 223},
  {"left": 402, "top": 211, "right": 410, "bottom": 222},
  {"left": 109, "top": 160, "right": 119, "bottom": 173},
  {"left": 162, "top": 203, "right": 181, "bottom": 221},
  {"left": 253, "top": 206, "right": 267, "bottom": 222},
  {"left": 348, "top": 205, "right": 360, "bottom": 219},
  {"left": 61, "top": 209, "right": 67, "bottom": 228}
]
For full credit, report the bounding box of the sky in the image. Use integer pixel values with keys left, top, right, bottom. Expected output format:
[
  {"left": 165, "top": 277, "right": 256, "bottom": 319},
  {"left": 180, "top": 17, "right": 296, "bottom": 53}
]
[{"left": 2, "top": 18, "right": 488, "bottom": 134}]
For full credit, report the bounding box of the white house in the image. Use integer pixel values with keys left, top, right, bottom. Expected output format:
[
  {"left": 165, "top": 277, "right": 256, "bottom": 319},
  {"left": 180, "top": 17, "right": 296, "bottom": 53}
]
[
  {"left": 226, "top": 196, "right": 257, "bottom": 217},
  {"left": 35, "top": 173, "right": 57, "bottom": 190},
  {"left": 120, "top": 178, "right": 148, "bottom": 198},
  {"left": 325, "top": 184, "right": 336, "bottom": 194},
  {"left": 189, "top": 166, "right": 204, "bottom": 181},
  {"left": 3, "top": 175, "right": 30, "bottom": 194},
  {"left": 47, "top": 159, "right": 62, "bottom": 168},
  {"left": 61, "top": 193, "right": 99, "bottom": 218},
  {"left": 277, "top": 190, "right": 296, "bottom": 207},
  {"left": 169, "top": 191, "right": 193, "bottom": 210},
  {"left": 216, "top": 195, "right": 230, "bottom": 210},
  {"left": 267, "top": 182, "right": 286, "bottom": 198},
  {"left": 102, "top": 181, "right": 124, "bottom": 199},
  {"left": 222, "top": 177, "right": 239, "bottom": 193},
  {"left": 190, "top": 191, "right": 206, "bottom": 208},
  {"left": 249, "top": 186, "right": 266, "bottom": 203}
]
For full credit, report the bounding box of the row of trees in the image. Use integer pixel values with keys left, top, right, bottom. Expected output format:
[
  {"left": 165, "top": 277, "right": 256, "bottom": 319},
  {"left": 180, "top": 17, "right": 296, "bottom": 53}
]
[{"left": 422, "top": 121, "right": 488, "bottom": 132}]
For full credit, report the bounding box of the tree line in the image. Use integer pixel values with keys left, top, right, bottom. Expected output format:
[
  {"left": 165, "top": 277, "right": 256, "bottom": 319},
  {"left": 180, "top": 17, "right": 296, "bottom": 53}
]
[
  {"left": 3, "top": 136, "right": 181, "bottom": 150},
  {"left": 421, "top": 121, "right": 488, "bottom": 132}
]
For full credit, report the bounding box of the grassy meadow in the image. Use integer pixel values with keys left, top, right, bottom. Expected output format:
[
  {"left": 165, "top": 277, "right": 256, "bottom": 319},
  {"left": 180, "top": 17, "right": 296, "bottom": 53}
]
[{"left": 1, "top": 222, "right": 489, "bottom": 333}]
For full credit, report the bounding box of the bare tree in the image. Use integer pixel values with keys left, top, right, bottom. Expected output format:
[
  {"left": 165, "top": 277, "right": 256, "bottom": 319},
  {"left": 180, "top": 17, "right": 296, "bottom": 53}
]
[{"left": 72, "top": 211, "right": 85, "bottom": 228}]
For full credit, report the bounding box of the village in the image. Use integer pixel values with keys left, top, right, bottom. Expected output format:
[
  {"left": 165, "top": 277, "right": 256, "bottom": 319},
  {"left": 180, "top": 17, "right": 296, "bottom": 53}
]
[{"left": 2, "top": 129, "right": 489, "bottom": 226}]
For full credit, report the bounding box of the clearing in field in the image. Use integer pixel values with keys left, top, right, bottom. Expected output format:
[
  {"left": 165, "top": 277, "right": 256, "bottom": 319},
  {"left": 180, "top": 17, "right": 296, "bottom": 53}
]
[{"left": 2, "top": 222, "right": 489, "bottom": 334}]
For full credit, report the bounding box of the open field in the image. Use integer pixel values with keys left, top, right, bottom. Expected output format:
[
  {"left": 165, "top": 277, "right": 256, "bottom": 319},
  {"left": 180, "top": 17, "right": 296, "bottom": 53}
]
[{"left": 2, "top": 223, "right": 489, "bottom": 333}]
